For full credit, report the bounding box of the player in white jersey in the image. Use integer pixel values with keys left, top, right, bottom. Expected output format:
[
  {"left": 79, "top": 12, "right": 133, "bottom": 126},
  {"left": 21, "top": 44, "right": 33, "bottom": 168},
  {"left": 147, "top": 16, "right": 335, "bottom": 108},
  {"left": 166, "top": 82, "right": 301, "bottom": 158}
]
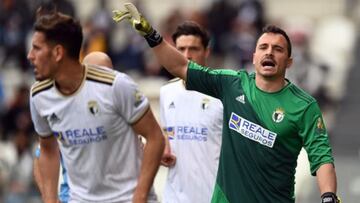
[
  {"left": 33, "top": 51, "right": 115, "bottom": 203},
  {"left": 160, "top": 21, "right": 223, "bottom": 203},
  {"left": 28, "top": 9, "right": 164, "bottom": 203}
]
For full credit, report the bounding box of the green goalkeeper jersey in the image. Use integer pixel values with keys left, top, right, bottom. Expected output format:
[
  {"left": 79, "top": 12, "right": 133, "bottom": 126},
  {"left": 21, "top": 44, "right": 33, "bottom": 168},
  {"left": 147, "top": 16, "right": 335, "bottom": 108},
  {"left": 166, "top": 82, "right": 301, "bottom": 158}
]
[{"left": 186, "top": 62, "right": 334, "bottom": 203}]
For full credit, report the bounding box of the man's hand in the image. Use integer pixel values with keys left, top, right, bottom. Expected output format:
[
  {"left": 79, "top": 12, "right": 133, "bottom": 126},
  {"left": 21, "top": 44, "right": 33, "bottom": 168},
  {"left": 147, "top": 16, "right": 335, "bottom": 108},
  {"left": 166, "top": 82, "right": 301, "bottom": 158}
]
[
  {"left": 112, "top": 3, "right": 152, "bottom": 36},
  {"left": 112, "top": 2, "right": 163, "bottom": 47},
  {"left": 161, "top": 152, "right": 176, "bottom": 167}
]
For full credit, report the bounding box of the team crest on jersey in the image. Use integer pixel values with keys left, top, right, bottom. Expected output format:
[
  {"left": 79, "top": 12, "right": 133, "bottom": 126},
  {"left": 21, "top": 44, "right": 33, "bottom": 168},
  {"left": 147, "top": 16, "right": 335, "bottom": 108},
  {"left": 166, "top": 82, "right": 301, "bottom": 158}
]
[
  {"left": 272, "top": 108, "right": 285, "bottom": 123},
  {"left": 316, "top": 117, "right": 326, "bottom": 134},
  {"left": 134, "top": 90, "right": 145, "bottom": 107},
  {"left": 88, "top": 100, "right": 100, "bottom": 116},
  {"left": 202, "top": 98, "right": 210, "bottom": 109}
]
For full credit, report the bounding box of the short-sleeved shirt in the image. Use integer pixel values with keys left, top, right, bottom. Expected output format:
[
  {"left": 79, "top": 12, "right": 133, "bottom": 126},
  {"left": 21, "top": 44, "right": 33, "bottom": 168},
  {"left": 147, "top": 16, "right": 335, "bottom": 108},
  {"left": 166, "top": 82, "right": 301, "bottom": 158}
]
[
  {"left": 30, "top": 65, "right": 158, "bottom": 202},
  {"left": 160, "top": 78, "right": 223, "bottom": 203},
  {"left": 186, "top": 62, "right": 334, "bottom": 203}
]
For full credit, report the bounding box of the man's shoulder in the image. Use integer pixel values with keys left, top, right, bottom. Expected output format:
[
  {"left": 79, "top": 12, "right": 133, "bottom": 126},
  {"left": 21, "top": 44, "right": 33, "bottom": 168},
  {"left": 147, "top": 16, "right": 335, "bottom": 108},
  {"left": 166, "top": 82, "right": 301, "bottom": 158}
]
[
  {"left": 166, "top": 77, "right": 182, "bottom": 84},
  {"left": 86, "top": 65, "right": 118, "bottom": 86},
  {"left": 31, "top": 79, "right": 54, "bottom": 97},
  {"left": 287, "top": 83, "right": 317, "bottom": 105},
  {"left": 161, "top": 78, "right": 183, "bottom": 89}
]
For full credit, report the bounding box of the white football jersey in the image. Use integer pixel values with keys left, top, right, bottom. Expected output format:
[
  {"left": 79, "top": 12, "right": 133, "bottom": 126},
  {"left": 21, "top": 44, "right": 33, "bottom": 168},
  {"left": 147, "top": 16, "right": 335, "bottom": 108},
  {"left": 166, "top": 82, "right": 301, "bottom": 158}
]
[
  {"left": 30, "top": 65, "right": 158, "bottom": 203},
  {"left": 160, "top": 78, "right": 223, "bottom": 203}
]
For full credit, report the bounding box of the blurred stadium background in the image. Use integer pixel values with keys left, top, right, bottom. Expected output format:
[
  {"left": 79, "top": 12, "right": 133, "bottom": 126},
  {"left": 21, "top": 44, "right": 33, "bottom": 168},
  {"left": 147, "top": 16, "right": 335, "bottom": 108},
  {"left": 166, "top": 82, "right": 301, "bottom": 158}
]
[{"left": 0, "top": 0, "right": 359, "bottom": 202}]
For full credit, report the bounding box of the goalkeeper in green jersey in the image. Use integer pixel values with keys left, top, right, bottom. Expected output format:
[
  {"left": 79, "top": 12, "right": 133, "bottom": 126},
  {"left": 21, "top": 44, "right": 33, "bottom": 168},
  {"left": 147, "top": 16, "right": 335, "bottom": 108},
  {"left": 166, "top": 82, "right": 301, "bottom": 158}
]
[{"left": 112, "top": 3, "right": 340, "bottom": 203}]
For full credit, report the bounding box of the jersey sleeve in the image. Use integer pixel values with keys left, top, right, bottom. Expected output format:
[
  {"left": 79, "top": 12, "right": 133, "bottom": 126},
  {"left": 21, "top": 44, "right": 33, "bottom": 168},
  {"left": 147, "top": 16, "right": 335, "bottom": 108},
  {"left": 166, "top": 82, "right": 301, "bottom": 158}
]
[
  {"left": 299, "top": 102, "right": 334, "bottom": 175},
  {"left": 186, "top": 61, "right": 240, "bottom": 100},
  {"left": 29, "top": 93, "right": 52, "bottom": 137},
  {"left": 112, "top": 73, "right": 150, "bottom": 124}
]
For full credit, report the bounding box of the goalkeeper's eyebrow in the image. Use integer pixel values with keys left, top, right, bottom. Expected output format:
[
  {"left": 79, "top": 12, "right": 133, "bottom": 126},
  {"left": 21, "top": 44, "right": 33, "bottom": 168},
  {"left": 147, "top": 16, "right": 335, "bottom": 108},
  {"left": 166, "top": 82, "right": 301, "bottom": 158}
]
[{"left": 257, "top": 43, "right": 286, "bottom": 53}]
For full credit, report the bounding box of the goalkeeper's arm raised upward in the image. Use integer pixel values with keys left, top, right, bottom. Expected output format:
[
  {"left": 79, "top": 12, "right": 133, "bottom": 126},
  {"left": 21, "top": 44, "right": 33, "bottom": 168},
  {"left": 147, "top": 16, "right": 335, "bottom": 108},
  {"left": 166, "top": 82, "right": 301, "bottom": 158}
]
[{"left": 112, "top": 3, "right": 189, "bottom": 80}]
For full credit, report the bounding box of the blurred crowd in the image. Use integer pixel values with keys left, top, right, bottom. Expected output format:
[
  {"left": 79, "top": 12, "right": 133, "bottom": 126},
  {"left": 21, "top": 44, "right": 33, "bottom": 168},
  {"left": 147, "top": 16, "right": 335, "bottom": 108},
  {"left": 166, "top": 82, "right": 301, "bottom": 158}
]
[{"left": 0, "top": 0, "right": 358, "bottom": 202}]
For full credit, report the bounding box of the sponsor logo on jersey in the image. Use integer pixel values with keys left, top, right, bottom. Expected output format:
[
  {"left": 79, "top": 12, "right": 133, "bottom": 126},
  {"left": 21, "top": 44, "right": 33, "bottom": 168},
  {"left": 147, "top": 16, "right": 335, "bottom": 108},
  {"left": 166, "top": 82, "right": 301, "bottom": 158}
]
[
  {"left": 164, "top": 125, "right": 208, "bottom": 142},
  {"left": 229, "top": 112, "right": 277, "bottom": 148},
  {"left": 164, "top": 127, "right": 175, "bottom": 140},
  {"left": 88, "top": 100, "right": 100, "bottom": 116},
  {"left": 202, "top": 98, "right": 210, "bottom": 109},
  {"left": 272, "top": 108, "right": 285, "bottom": 123},
  {"left": 236, "top": 94, "right": 245, "bottom": 104},
  {"left": 55, "top": 126, "right": 108, "bottom": 146}
]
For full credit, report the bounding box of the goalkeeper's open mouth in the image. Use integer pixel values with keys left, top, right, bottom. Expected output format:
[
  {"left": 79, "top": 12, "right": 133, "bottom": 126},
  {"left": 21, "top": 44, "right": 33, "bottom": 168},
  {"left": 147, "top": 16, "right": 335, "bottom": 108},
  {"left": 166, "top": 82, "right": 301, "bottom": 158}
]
[{"left": 261, "top": 58, "right": 276, "bottom": 69}]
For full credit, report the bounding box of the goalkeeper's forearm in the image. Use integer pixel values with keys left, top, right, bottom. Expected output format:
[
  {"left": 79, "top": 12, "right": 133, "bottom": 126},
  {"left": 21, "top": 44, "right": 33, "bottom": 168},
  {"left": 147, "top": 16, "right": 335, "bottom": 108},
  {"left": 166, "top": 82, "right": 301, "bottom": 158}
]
[
  {"left": 151, "top": 39, "right": 189, "bottom": 80},
  {"left": 317, "top": 163, "right": 341, "bottom": 203}
]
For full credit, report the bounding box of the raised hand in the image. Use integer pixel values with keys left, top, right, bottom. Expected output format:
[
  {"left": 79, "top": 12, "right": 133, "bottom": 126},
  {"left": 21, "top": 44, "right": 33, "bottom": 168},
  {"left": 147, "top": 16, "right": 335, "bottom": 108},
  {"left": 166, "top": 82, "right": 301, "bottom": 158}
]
[{"left": 112, "top": 2, "right": 162, "bottom": 47}]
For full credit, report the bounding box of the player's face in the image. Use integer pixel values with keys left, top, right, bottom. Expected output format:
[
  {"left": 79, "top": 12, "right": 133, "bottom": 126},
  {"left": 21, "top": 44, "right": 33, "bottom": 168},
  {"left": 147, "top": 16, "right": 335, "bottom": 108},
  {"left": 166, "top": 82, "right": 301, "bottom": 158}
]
[
  {"left": 253, "top": 33, "right": 292, "bottom": 80},
  {"left": 27, "top": 32, "right": 57, "bottom": 81},
  {"left": 175, "top": 35, "right": 209, "bottom": 66}
]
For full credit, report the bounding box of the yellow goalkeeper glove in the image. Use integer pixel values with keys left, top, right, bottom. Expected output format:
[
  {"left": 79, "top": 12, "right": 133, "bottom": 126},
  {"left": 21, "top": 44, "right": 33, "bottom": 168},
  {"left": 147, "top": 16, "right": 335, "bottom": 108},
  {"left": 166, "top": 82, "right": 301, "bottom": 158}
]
[{"left": 112, "top": 3, "right": 163, "bottom": 47}]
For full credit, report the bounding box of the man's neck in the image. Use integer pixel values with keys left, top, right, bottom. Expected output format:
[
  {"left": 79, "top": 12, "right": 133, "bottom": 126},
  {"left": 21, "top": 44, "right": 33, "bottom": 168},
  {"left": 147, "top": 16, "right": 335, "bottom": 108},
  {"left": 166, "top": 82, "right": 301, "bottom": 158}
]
[
  {"left": 55, "top": 61, "right": 84, "bottom": 95},
  {"left": 255, "top": 76, "right": 288, "bottom": 93}
]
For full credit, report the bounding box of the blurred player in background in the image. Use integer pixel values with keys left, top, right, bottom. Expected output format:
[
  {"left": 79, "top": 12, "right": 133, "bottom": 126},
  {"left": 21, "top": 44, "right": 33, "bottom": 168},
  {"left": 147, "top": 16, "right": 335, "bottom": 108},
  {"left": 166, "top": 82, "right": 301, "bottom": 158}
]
[
  {"left": 160, "top": 21, "right": 223, "bottom": 203},
  {"left": 28, "top": 8, "right": 164, "bottom": 203},
  {"left": 113, "top": 3, "right": 340, "bottom": 203},
  {"left": 82, "top": 51, "right": 113, "bottom": 68}
]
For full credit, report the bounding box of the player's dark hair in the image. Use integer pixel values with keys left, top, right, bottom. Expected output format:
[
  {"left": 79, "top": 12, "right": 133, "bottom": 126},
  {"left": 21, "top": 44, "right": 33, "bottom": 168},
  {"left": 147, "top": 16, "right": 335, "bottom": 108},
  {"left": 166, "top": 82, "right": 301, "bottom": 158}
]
[
  {"left": 261, "top": 25, "right": 292, "bottom": 57},
  {"left": 34, "top": 7, "right": 83, "bottom": 59},
  {"left": 172, "top": 21, "right": 210, "bottom": 49}
]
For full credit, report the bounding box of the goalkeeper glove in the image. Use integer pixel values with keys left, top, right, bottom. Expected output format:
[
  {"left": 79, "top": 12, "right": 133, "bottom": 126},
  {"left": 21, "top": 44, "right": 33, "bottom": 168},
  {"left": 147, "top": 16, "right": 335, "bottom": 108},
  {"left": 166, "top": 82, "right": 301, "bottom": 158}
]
[
  {"left": 112, "top": 3, "right": 163, "bottom": 48},
  {"left": 321, "top": 192, "right": 341, "bottom": 203}
]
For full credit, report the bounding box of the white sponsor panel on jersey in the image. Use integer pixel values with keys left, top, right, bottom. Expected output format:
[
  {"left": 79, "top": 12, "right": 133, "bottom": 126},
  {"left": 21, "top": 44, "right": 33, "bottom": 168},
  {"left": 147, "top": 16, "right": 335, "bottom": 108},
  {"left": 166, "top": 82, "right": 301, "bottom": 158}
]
[{"left": 229, "top": 112, "right": 277, "bottom": 148}]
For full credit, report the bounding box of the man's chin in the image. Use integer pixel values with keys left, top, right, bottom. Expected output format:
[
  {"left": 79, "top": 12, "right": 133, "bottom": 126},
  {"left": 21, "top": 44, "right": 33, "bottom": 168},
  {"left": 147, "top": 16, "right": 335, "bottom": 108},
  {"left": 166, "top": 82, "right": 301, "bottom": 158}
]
[
  {"left": 35, "top": 75, "right": 48, "bottom": 81},
  {"left": 258, "top": 72, "right": 278, "bottom": 80}
]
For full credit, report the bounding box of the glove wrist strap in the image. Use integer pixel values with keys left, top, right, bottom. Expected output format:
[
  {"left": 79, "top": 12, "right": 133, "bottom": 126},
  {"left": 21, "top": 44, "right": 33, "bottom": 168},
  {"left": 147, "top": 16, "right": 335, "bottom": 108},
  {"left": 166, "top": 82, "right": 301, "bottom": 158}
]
[
  {"left": 144, "top": 29, "right": 163, "bottom": 48},
  {"left": 321, "top": 192, "right": 340, "bottom": 203}
]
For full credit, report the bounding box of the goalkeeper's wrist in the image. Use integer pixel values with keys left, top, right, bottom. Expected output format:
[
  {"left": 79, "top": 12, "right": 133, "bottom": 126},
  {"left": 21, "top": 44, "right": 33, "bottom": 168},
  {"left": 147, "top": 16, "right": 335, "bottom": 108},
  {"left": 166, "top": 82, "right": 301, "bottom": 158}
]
[
  {"left": 143, "top": 29, "right": 163, "bottom": 48},
  {"left": 321, "top": 192, "right": 341, "bottom": 203}
]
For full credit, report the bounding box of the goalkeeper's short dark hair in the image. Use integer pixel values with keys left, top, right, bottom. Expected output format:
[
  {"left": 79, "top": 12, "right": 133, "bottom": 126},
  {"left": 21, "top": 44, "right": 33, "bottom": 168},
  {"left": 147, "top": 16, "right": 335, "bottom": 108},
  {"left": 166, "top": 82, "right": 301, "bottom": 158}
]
[
  {"left": 172, "top": 21, "right": 210, "bottom": 49},
  {"left": 261, "top": 25, "right": 292, "bottom": 57}
]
